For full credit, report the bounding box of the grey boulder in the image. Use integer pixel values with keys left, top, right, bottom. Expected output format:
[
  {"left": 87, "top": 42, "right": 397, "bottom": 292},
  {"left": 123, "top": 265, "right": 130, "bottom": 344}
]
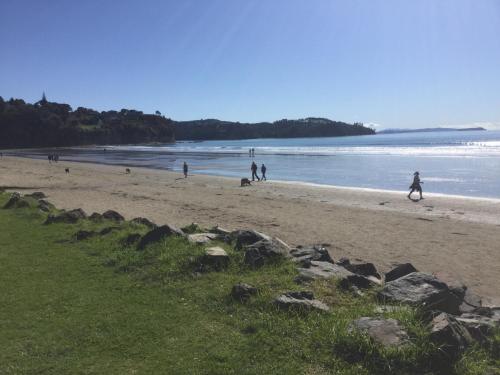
[
  {"left": 102, "top": 210, "right": 125, "bottom": 221},
  {"left": 232, "top": 229, "right": 271, "bottom": 250},
  {"left": 378, "top": 272, "right": 462, "bottom": 314},
  {"left": 430, "top": 313, "right": 473, "bottom": 356},
  {"left": 296, "top": 261, "right": 353, "bottom": 282},
  {"left": 188, "top": 233, "right": 219, "bottom": 245},
  {"left": 384, "top": 263, "right": 418, "bottom": 282},
  {"left": 289, "top": 245, "right": 334, "bottom": 264},
  {"left": 44, "top": 208, "right": 87, "bottom": 224},
  {"left": 136, "top": 224, "right": 184, "bottom": 250},
  {"left": 275, "top": 291, "right": 330, "bottom": 312},
  {"left": 349, "top": 317, "right": 409, "bottom": 347},
  {"left": 201, "top": 246, "right": 230, "bottom": 270},
  {"left": 243, "top": 238, "right": 290, "bottom": 268}
]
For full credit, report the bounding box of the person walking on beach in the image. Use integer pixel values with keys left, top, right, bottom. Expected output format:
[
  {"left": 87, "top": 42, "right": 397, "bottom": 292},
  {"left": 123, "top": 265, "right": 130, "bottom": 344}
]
[
  {"left": 261, "top": 163, "right": 267, "bottom": 181},
  {"left": 408, "top": 171, "right": 423, "bottom": 200},
  {"left": 249, "top": 148, "right": 252, "bottom": 157},
  {"left": 183, "top": 161, "right": 188, "bottom": 178},
  {"left": 251, "top": 161, "right": 260, "bottom": 181},
  {"left": 251, "top": 148, "right": 255, "bottom": 157}
]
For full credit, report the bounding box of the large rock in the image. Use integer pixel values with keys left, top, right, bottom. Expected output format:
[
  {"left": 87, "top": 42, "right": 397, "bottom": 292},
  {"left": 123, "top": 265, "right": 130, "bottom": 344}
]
[
  {"left": 44, "top": 208, "right": 87, "bottom": 224},
  {"left": 430, "top": 313, "right": 473, "bottom": 356},
  {"left": 456, "top": 313, "right": 500, "bottom": 343},
  {"left": 289, "top": 245, "right": 334, "bottom": 264},
  {"left": 102, "top": 210, "right": 125, "bottom": 221},
  {"left": 296, "top": 261, "right": 353, "bottom": 282},
  {"left": 243, "top": 238, "right": 290, "bottom": 268},
  {"left": 349, "top": 317, "right": 409, "bottom": 347},
  {"left": 3, "top": 192, "right": 29, "bottom": 209},
  {"left": 343, "top": 262, "right": 381, "bottom": 280},
  {"left": 231, "top": 283, "right": 258, "bottom": 301},
  {"left": 384, "top": 263, "right": 418, "bottom": 282},
  {"left": 136, "top": 224, "right": 183, "bottom": 250},
  {"left": 458, "top": 289, "right": 483, "bottom": 314},
  {"left": 275, "top": 291, "right": 330, "bottom": 312},
  {"left": 37, "top": 200, "right": 54, "bottom": 212},
  {"left": 130, "top": 217, "right": 157, "bottom": 229},
  {"left": 378, "top": 272, "right": 462, "bottom": 314},
  {"left": 232, "top": 229, "right": 271, "bottom": 250},
  {"left": 201, "top": 246, "right": 229, "bottom": 270},
  {"left": 188, "top": 233, "right": 219, "bottom": 245}
]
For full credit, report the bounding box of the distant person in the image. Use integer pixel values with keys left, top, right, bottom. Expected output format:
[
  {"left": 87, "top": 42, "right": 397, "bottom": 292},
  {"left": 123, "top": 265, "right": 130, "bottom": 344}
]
[
  {"left": 261, "top": 163, "right": 267, "bottom": 181},
  {"left": 251, "top": 161, "right": 260, "bottom": 181},
  {"left": 408, "top": 171, "right": 423, "bottom": 200},
  {"left": 183, "top": 161, "right": 188, "bottom": 178},
  {"left": 48, "top": 154, "right": 52, "bottom": 163},
  {"left": 251, "top": 148, "right": 255, "bottom": 157},
  {"left": 249, "top": 148, "right": 252, "bottom": 157}
]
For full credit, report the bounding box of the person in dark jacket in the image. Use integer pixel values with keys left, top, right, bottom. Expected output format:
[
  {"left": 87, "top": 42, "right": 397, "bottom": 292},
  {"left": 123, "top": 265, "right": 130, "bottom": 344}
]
[
  {"left": 408, "top": 171, "right": 423, "bottom": 200},
  {"left": 251, "top": 161, "right": 260, "bottom": 181},
  {"left": 261, "top": 164, "right": 267, "bottom": 181},
  {"left": 183, "top": 162, "right": 188, "bottom": 178}
]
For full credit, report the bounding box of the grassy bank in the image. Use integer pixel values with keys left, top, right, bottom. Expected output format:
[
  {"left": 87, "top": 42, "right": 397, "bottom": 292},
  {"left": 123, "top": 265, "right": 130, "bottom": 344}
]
[{"left": 0, "top": 191, "right": 498, "bottom": 374}]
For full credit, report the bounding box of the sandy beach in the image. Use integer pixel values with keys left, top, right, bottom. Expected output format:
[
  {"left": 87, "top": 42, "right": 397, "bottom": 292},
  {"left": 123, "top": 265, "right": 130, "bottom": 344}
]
[{"left": 1, "top": 156, "right": 500, "bottom": 304}]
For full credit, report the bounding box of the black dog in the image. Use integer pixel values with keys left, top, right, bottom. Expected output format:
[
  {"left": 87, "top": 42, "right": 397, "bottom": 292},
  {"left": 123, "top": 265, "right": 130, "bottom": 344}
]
[
  {"left": 240, "top": 178, "right": 251, "bottom": 187},
  {"left": 65, "top": 168, "right": 70, "bottom": 174}
]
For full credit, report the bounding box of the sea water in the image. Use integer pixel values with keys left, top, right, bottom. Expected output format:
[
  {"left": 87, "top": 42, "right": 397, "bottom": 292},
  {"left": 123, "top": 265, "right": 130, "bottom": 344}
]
[{"left": 11, "top": 130, "right": 500, "bottom": 199}]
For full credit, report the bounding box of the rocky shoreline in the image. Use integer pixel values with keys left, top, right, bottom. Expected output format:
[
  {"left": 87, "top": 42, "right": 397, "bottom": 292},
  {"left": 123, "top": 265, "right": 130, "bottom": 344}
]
[{"left": 3, "top": 190, "right": 500, "bottom": 359}]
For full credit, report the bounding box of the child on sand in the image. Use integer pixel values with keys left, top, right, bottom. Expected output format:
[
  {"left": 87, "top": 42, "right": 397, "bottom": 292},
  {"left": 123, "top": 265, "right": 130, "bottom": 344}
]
[{"left": 408, "top": 171, "right": 423, "bottom": 200}]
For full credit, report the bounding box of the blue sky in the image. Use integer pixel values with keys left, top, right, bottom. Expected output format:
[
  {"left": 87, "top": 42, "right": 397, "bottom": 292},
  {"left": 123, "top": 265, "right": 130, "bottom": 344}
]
[{"left": 1, "top": 0, "right": 499, "bottom": 129}]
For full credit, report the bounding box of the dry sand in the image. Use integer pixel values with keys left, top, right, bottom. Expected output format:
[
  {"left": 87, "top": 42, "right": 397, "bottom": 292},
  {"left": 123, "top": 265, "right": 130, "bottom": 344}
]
[{"left": 1, "top": 156, "right": 500, "bottom": 304}]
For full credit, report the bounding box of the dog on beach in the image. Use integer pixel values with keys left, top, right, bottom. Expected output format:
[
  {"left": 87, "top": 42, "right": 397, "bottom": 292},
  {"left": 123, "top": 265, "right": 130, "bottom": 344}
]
[
  {"left": 65, "top": 168, "right": 70, "bottom": 174},
  {"left": 240, "top": 178, "right": 251, "bottom": 187},
  {"left": 125, "top": 168, "right": 131, "bottom": 174}
]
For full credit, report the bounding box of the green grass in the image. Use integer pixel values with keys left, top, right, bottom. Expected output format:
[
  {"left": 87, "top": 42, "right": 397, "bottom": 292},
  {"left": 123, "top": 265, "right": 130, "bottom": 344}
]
[{"left": 0, "top": 192, "right": 498, "bottom": 374}]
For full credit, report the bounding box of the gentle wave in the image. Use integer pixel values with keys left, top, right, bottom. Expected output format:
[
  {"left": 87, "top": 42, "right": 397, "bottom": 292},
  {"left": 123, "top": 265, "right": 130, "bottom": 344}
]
[{"left": 107, "top": 144, "right": 500, "bottom": 157}]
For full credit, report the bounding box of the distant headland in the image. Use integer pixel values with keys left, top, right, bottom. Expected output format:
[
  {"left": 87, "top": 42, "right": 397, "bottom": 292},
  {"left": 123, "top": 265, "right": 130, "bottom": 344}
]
[
  {"left": 377, "top": 127, "right": 487, "bottom": 135},
  {"left": 0, "top": 95, "right": 374, "bottom": 148}
]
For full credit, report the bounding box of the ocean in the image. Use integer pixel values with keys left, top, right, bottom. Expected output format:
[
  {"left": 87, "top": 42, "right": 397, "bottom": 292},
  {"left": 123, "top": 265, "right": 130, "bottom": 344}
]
[{"left": 10, "top": 130, "right": 500, "bottom": 199}]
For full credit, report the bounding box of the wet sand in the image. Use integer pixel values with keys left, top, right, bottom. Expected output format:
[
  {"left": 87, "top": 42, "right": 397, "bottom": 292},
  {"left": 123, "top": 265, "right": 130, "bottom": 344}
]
[{"left": 1, "top": 156, "right": 500, "bottom": 304}]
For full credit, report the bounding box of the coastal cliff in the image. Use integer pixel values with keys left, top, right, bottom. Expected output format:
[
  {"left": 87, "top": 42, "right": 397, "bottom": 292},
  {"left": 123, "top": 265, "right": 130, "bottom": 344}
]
[{"left": 0, "top": 96, "right": 175, "bottom": 148}]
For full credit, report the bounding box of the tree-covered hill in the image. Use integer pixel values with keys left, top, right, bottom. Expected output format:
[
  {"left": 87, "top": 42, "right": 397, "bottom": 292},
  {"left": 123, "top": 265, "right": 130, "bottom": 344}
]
[
  {"left": 174, "top": 117, "right": 375, "bottom": 140},
  {"left": 0, "top": 96, "right": 374, "bottom": 148},
  {"left": 0, "top": 96, "right": 175, "bottom": 148}
]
